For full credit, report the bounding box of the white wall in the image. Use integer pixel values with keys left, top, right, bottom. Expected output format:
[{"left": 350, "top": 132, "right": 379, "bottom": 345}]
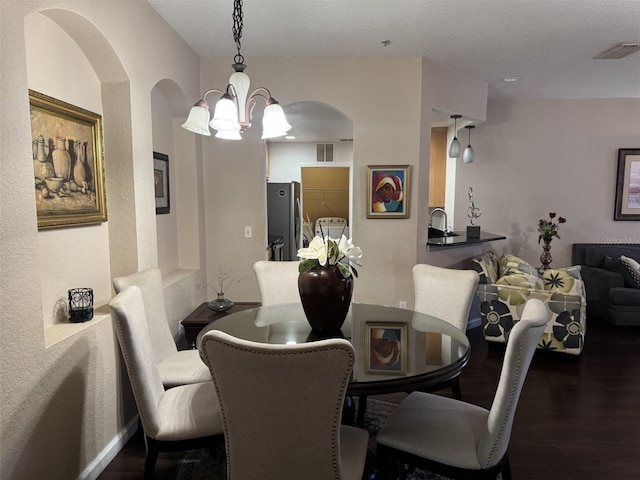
[{"left": 268, "top": 140, "right": 354, "bottom": 182}]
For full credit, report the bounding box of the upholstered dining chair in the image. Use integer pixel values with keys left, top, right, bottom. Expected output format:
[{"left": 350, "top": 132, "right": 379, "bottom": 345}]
[
  {"left": 109, "top": 286, "right": 224, "bottom": 479},
  {"left": 113, "top": 268, "right": 210, "bottom": 388},
  {"left": 253, "top": 260, "right": 301, "bottom": 306},
  {"left": 200, "top": 329, "right": 370, "bottom": 480},
  {"left": 412, "top": 263, "right": 479, "bottom": 399},
  {"left": 376, "top": 298, "right": 548, "bottom": 480}
]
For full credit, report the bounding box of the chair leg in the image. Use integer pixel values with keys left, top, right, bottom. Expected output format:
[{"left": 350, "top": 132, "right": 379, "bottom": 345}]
[
  {"left": 501, "top": 455, "right": 512, "bottom": 480},
  {"left": 451, "top": 377, "right": 462, "bottom": 400},
  {"left": 143, "top": 436, "right": 158, "bottom": 480},
  {"left": 357, "top": 395, "right": 368, "bottom": 426}
]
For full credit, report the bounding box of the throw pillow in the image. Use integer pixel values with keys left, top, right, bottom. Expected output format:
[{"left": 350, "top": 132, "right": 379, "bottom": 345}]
[
  {"left": 498, "top": 253, "right": 539, "bottom": 278},
  {"left": 620, "top": 255, "right": 640, "bottom": 288},
  {"left": 472, "top": 251, "right": 499, "bottom": 284},
  {"left": 541, "top": 266, "right": 583, "bottom": 296}
]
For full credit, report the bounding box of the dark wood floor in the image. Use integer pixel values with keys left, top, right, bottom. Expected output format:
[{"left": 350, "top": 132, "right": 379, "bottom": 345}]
[{"left": 99, "top": 318, "right": 640, "bottom": 479}]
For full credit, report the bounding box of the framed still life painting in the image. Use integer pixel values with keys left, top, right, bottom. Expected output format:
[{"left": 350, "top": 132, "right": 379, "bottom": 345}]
[
  {"left": 30, "top": 89, "right": 106, "bottom": 229},
  {"left": 367, "top": 165, "right": 410, "bottom": 219},
  {"left": 614, "top": 148, "right": 640, "bottom": 221},
  {"left": 365, "top": 322, "right": 407, "bottom": 374}
]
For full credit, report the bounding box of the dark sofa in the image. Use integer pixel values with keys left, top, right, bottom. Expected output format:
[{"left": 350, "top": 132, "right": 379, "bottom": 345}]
[{"left": 572, "top": 243, "right": 640, "bottom": 326}]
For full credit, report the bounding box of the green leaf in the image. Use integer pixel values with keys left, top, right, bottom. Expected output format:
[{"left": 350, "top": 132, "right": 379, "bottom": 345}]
[
  {"left": 299, "top": 259, "right": 320, "bottom": 274},
  {"left": 337, "top": 262, "right": 352, "bottom": 278}
]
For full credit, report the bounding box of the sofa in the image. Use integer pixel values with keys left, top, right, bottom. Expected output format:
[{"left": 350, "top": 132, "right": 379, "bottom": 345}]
[
  {"left": 472, "top": 252, "right": 586, "bottom": 355},
  {"left": 571, "top": 243, "right": 640, "bottom": 326}
]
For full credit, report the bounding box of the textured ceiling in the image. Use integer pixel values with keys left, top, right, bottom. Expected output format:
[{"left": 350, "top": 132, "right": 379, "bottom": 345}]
[
  {"left": 149, "top": 0, "right": 640, "bottom": 100},
  {"left": 149, "top": 0, "right": 639, "bottom": 142}
]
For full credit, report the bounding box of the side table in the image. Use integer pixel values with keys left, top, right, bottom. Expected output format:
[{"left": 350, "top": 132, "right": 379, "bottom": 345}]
[{"left": 181, "top": 301, "right": 261, "bottom": 349}]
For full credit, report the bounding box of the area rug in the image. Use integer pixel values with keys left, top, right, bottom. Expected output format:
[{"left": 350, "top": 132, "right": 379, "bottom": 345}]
[{"left": 176, "top": 397, "right": 454, "bottom": 480}]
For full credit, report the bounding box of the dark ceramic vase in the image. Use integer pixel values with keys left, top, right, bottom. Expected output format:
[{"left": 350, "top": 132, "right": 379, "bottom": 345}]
[
  {"left": 208, "top": 293, "right": 234, "bottom": 313},
  {"left": 298, "top": 265, "right": 353, "bottom": 331}
]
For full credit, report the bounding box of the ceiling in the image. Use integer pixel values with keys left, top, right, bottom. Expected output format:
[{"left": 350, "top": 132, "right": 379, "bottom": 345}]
[{"left": 149, "top": 0, "right": 640, "bottom": 141}]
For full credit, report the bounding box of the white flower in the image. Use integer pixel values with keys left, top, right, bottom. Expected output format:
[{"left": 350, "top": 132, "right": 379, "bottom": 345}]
[{"left": 297, "top": 234, "right": 362, "bottom": 278}]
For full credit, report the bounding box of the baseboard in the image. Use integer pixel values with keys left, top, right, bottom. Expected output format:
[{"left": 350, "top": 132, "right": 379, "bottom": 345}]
[{"left": 77, "top": 415, "right": 139, "bottom": 480}]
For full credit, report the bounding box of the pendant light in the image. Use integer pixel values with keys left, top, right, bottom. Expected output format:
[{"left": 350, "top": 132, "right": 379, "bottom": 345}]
[
  {"left": 181, "top": 0, "right": 291, "bottom": 140},
  {"left": 463, "top": 125, "right": 475, "bottom": 164},
  {"left": 448, "top": 114, "right": 462, "bottom": 158}
]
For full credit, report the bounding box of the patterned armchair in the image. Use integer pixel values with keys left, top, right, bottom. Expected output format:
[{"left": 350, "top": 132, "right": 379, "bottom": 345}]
[{"left": 472, "top": 252, "right": 586, "bottom": 355}]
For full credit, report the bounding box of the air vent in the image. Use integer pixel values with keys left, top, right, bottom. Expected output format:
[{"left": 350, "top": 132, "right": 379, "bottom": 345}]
[
  {"left": 316, "top": 143, "right": 335, "bottom": 162},
  {"left": 593, "top": 43, "right": 640, "bottom": 59}
]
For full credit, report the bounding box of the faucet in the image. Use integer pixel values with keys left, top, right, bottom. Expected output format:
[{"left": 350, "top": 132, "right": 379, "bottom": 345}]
[{"left": 429, "top": 208, "right": 450, "bottom": 234}]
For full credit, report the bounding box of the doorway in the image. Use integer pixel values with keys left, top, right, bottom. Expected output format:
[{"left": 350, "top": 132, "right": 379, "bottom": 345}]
[{"left": 301, "top": 166, "right": 350, "bottom": 243}]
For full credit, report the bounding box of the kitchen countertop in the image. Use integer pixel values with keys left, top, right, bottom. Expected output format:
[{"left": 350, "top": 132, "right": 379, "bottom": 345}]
[{"left": 427, "top": 231, "right": 506, "bottom": 248}]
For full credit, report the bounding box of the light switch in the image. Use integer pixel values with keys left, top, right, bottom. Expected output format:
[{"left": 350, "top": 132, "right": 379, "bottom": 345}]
[{"left": 244, "top": 226, "right": 252, "bottom": 238}]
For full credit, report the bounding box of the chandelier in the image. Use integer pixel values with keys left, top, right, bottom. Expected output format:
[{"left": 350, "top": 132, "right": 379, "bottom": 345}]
[{"left": 181, "top": 0, "right": 291, "bottom": 140}]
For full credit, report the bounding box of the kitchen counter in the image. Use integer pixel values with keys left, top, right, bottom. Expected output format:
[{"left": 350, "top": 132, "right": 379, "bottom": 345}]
[{"left": 427, "top": 231, "right": 506, "bottom": 249}]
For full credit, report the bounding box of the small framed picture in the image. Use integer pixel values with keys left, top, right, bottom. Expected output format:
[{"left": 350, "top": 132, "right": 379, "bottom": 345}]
[
  {"left": 365, "top": 322, "right": 407, "bottom": 374},
  {"left": 367, "top": 165, "right": 410, "bottom": 218},
  {"left": 614, "top": 148, "right": 640, "bottom": 221},
  {"left": 154, "top": 151, "right": 170, "bottom": 214}
]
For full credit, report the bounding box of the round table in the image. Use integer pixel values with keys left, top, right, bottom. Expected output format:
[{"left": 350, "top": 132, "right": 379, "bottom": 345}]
[{"left": 197, "top": 302, "right": 470, "bottom": 399}]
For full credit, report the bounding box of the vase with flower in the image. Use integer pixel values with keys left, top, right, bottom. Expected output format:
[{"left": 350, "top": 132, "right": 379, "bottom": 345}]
[
  {"left": 297, "top": 234, "right": 363, "bottom": 331},
  {"left": 207, "top": 265, "right": 240, "bottom": 312},
  {"left": 538, "top": 212, "right": 567, "bottom": 270}
]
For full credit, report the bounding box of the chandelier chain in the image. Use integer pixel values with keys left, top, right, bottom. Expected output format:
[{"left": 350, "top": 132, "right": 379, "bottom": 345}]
[{"left": 232, "top": 0, "right": 244, "bottom": 65}]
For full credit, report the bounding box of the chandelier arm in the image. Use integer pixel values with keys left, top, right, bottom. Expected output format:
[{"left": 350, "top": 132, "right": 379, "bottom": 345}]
[{"left": 195, "top": 88, "right": 227, "bottom": 107}]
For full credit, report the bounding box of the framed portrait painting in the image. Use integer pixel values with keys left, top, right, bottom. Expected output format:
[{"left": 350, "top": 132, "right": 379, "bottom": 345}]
[
  {"left": 365, "top": 322, "right": 407, "bottom": 374},
  {"left": 30, "top": 89, "right": 106, "bottom": 230},
  {"left": 614, "top": 148, "right": 640, "bottom": 221},
  {"left": 153, "top": 152, "right": 170, "bottom": 214},
  {"left": 367, "top": 165, "right": 410, "bottom": 218}
]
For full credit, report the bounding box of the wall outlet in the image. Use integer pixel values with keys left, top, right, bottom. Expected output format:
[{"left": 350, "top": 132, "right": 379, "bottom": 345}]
[
  {"left": 399, "top": 300, "right": 407, "bottom": 309},
  {"left": 244, "top": 226, "right": 252, "bottom": 238}
]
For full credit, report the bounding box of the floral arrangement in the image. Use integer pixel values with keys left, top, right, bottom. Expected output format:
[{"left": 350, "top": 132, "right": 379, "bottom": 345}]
[
  {"left": 538, "top": 212, "right": 566, "bottom": 243},
  {"left": 206, "top": 264, "right": 241, "bottom": 296},
  {"left": 297, "top": 234, "right": 363, "bottom": 278}
]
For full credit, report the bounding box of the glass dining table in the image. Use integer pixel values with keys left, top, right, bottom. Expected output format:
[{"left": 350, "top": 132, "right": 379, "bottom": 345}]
[{"left": 197, "top": 302, "right": 470, "bottom": 425}]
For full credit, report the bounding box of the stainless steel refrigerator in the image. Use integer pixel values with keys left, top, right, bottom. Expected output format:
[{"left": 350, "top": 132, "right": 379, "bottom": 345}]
[{"left": 267, "top": 181, "right": 301, "bottom": 261}]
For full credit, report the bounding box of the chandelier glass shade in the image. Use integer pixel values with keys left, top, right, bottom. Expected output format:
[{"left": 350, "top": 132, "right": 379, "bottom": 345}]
[
  {"left": 448, "top": 114, "right": 462, "bottom": 158},
  {"left": 463, "top": 125, "right": 475, "bottom": 164},
  {"left": 181, "top": 0, "right": 291, "bottom": 140}
]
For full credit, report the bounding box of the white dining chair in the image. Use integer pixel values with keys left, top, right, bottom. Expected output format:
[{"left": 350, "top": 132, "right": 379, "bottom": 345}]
[
  {"left": 253, "top": 260, "right": 301, "bottom": 306},
  {"left": 200, "top": 329, "right": 370, "bottom": 480},
  {"left": 376, "top": 298, "right": 548, "bottom": 480},
  {"left": 113, "top": 268, "right": 211, "bottom": 388},
  {"left": 412, "top": 263, "right": 479, "bottom": 399}
]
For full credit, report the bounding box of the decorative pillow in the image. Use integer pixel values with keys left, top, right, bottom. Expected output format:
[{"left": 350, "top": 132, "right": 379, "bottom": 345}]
[
  {"left": 620, "top": 255, "right": 640, "bottom": 288},
  {"left": 541, "top": 266, "right": 583, "bottom": 296},
  {"left": 497, "top": 271, "right": 544, "bottom": 292},
  {"left": 471, "top": 251, "right": 499, "bottom": 284},
  {"left": 498, "top": 253, "right": 540, "bottom": 278}
]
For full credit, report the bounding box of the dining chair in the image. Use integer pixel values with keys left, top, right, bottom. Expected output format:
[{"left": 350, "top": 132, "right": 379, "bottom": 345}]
[
  {"left": 109, "top": 286, "right": 224, "bottom": 479},
  {"left": 412, "top": 263, "right": 480, "bottom": 399},
  {"left": 113, "top": 268, "right": 211, "bottom": 388},
  {"left": 200, "top": 329, "right": 370, "bottom": 480},
  {"left": 253, "top": 260, "right": 301, "bottom": 306},
  {"left": 376, "top": 298, "right": 548, "bottom": 480}
]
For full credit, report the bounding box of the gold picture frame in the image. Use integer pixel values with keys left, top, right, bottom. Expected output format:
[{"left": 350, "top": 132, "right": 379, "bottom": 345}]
[
  {"left": 366, "top": 165, "right": 410, "bottom": 218},
  {"left": 30, "top": 89, "right": 107, "bottom": 229},
  {"left": 365, "top": 322, "right": 407, "bottom": 374}
]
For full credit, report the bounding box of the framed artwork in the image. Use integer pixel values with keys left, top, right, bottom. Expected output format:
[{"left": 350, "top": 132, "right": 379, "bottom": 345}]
[
  {"left": 30, "top": 89, "right": 106, "bottom": 229},
  {"left": 614, "top": 149, "right": 640, "bottom": 221},
  {"left": 154, "top": 152, "right": 170, "bottom": 214},
  {"left": 365, "top": 322, "right": 407, "bottom": 374},
  {"left": 367, "top": 165, "right": 410, "bottom": 218}
]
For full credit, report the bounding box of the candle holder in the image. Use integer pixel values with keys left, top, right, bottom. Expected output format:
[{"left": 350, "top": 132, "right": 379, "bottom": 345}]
[{"left": 68, "top": 288, "right": 94, "bottom": 323}]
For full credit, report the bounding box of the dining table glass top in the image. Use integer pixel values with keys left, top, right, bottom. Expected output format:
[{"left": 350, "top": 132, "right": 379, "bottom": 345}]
[{"left": 197, "top": 302, "right": 470, "bottom": 396}]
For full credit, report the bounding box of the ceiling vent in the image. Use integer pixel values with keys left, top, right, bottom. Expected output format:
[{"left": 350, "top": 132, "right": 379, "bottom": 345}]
[
  {"left": 316, "top": 143, "right": 334, "bottom": 163},
  {"left": 593, "top": 43, "right": 640, "bottom": 59}
]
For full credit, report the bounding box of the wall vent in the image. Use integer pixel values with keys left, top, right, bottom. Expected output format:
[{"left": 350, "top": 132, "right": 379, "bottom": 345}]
[
  {"left": 316, "top": 143, "right": 335, "bottom": 162},
  {"left": 593, "top": 43, "right": 640, "bottom": 59}
]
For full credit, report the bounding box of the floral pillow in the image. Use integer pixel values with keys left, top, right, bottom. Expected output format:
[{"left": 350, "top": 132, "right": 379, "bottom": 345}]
[
  {"left": 620, "top": 255, "right": 640, "bottom": 288},
  {"left": 541, "top": 266, "right": 583, "bottom": 296},
  {"left": 471, "top": 251, "right": 499, "bottom": 284},
  {"left": 497, "top": 253, "right": 543, "bottom": 290}
]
